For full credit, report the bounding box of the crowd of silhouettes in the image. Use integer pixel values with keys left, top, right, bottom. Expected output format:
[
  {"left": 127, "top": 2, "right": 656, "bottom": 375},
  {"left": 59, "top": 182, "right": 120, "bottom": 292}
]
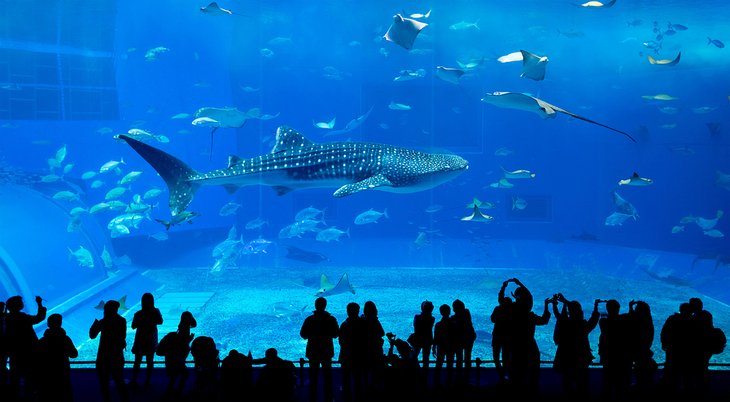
[{"left": 0, "top": 277, "right": 728, "bottom": 401}]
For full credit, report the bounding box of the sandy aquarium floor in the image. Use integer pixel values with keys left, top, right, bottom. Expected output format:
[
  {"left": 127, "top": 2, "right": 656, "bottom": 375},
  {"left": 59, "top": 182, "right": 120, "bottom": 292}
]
[{"left": 76, "top": 264, "right": 730, "bottom": 365}]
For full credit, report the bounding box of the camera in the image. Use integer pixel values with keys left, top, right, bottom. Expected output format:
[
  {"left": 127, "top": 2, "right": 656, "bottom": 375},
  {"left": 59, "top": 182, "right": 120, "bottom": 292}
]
[{"left": 386, "top": 332, "right": 396, "bottom": 341}]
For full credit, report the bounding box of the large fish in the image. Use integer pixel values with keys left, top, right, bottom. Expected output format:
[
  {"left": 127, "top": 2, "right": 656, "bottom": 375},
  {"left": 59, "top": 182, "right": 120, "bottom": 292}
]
[{"left": 118, "top": 126, "right": 468, "bottom": 215}]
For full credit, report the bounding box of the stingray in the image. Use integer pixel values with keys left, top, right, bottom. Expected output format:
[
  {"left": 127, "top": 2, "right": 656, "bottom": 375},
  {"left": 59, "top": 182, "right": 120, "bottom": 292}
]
[
  {"left": 383, "top": 14, "right": 428, "bottom": 50},
  {"left": 481, "top": 92, "right": 636, "bottom": 142},
  {"left": 200, "top": 2, "right": 234, "bottom": 15},
  {"left": 436, "top": 66, "right": 465, "bottom": 84},
  {"left": 194, "top": 107, "right": 250, "bottom": 158},
  {"left": 461, "top": 205, "right": 494, "bottom": 222},
  {"left": 316, "top": 273, "right": 355, "bottom": 296},
  {"left": 323, "top": 107, "right": 373, "bottom": 137},
  {"left": 520, "top": 50, "right": 549, "bottom": 80},
  {"left": 648, "top": 52, "right": 681, "bottom": 66}
]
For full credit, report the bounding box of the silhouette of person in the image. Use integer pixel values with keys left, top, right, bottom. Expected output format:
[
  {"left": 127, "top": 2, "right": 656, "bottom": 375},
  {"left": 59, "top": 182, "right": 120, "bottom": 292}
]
[
  {"left": 359, "top": 300, "right": 385, "bottom": 394},
  {"left": 157, "top": 311, "right": 197, "bottom": 396},
  {"left": 254, "top": 348, "right": 297, "bottom": 402},
  {"left": 627, "top": 300, "right": 656, "bottom": 396},
  {"left": 89, "top": 299, "right": 129, "bottom": 402},
  {"left": 299, "top": 296, "right": 339, "bottom": 402},
  {"left": 551, "top": 294, "right": 599, "bottom": 399},
  {"left": 220, "top": 349, "right": 253, "bottom": 402},
  {"left": 451, "top": 299, "right": 476, "bottom": 386},
  {"left": 597, "top": 299, "right": 631, "bottom": 400},
  {"left": 5, "top": 295, "right": 47, "bottom": 400},
  {"left": 411, "top": 300, "right": 435, "bottom": 370},
  {"left": 687, "top": 297, "right": 714, "bottom": 397},
  {"left": 503, "top": 278, "right": 550, "bottom": 398},
  {"left": 190, "top": 335, "right": 219, "bottom": 385},
  {"left": 384, "top": 333, "right": 420, "bottom": 399},
  {"left": 432, "top": 303, "right": 455, "bottom": 388},
  {"left": 660, "top": 302, "right": 692, "bottom": 395},
  {"left": 339, "top": 302, "right": 363, "bottom": 402},
  {"left": 36, "top": 313, "right": 78, "bottom": 402},
  {"left": 130, "top": 292, "right": 163, "bottom": 388},
  {"left": 492, "top": 280, "right": 513, "bottom": 382}
]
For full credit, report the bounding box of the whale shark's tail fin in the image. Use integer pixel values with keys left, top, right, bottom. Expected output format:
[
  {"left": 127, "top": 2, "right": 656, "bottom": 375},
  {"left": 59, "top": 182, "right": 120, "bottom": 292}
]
[{"left": 118, "top": 135, "right": 200, "bottom": 215}]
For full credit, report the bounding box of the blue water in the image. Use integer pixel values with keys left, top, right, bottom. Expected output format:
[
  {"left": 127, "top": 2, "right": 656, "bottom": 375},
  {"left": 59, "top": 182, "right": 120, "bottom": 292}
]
[{"left": 1, "top": 1, "right": 729, "bottom": 361}]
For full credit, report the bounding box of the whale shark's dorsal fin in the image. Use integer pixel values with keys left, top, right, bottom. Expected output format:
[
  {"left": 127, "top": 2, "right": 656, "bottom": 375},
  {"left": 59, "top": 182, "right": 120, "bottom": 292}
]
[
  {"left": 272, "top": 126, "right": 314, "bottom": 153},
  {"left": 227, "top": 155, "right": 243, "bottom": 168}
]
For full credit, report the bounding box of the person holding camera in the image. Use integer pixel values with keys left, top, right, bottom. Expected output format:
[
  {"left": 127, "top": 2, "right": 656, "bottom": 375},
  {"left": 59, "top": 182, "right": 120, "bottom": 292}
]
[
  {"left": 551, "top": 293, "right": 599, "bottom": 399},
  {"left": 4, "top": 295, "right": 47, "bottom": 400},
  {"left": 385, "top": 332, "right": 420, "bottom": 398}
]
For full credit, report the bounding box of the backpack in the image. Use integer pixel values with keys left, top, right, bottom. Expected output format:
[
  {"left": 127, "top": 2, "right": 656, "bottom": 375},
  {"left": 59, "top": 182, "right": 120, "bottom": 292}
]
[{"left": 710, "top": 327, "right": 726, "bottom": 355}]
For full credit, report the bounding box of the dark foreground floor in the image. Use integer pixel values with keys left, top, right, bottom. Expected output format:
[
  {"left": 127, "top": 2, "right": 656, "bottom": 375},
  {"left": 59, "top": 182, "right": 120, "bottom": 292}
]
[{"left": 8, "top": 366, "right": 730, "bottom": 402}]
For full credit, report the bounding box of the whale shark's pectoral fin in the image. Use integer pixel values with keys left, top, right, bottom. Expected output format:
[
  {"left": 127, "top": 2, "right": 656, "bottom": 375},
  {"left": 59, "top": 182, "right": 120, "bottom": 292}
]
[{"left": 333, "top": 174, "right": 393, "bottom": 197}]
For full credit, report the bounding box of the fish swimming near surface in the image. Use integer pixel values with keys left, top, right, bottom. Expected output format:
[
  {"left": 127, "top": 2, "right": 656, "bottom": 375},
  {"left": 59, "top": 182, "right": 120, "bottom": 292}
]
[
  {"left": 285, "top": 246, "right": 329, "bottom": 263},
  {"left": 118, "top": 126, "right": 468, "bottom": 216},
  {"left": 383, "top": 14, "right": 428, "bottom": 50},
  {"left": 316, "top": 273, "right": 355, "bottom": 296},
  {"left": 647, "top": 52, "right": 681, "bottom": 66},
  {"left": 481, "top": 92, "right": 636, "bottom": 142}
]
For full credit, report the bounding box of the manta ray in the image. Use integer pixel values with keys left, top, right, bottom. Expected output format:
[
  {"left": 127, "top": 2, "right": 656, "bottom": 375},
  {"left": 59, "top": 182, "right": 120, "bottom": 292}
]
[
  {"left": 383, "top": 14, "right": 428, "bottom": 50},
  {"left": 481, "top": 92, "right": 637, "bottom": 142},
  {"left": 520, "top": 50, "right": 549, "bottom": 80},
  {"left": 200, "top": 2, "right": 234, "bottom": 15},
  {"left": 119, "top": 126, "right": 468, "bottom": 215},
  {"left": 316, "top": 273, "right": 355, "bottom": 297}
]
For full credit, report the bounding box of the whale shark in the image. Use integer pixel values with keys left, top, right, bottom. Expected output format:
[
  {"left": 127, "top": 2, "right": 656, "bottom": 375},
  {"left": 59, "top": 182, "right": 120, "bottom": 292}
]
[{"left": 118, "top": 126, "right": 468, "bottom": 215}]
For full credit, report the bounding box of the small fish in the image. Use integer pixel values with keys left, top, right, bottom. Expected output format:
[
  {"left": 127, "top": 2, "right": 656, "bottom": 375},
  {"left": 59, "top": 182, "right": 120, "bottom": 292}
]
[
  {"left": 81, "top": 171, "right": 97, "bottom": 180},
  {"left": 245, "top": 217, "right": 268, "bottom": 230},
  {"left": 618, "top": 172, "right": 653, "bottom": 186},
  {"left": 260, "top": 48, "right": 274, "bottom": 57},
  {"left": 69, "top": 207, "right": 87, "bottom": 217},
  {"left": 89, "top": 202, "right": 111, "bottom": 214},
  {"left": 295, "top": 206, "right": 325, "bottom": 221},
  {"left": 313, "top": 117, "right": 336, "bottom": 129},
  {"left": 388, "top": 101, "right": 411, "bottom": 111},
  {"left": 502, "top": 168, "right": 535, "bottom": 179},
  {"left": 658, "top": 106, "right": 679, "bottom": 114},
  {"left": 91, "top": 180, "right": 105, "bottom": 189},
  {"left": 101, "top": 246, "right": 113, "bottom": 269},
  {"left": 413, "top": 231, "right": 429, "bottom": 248},
  {"left": 242, "top": 238, "right": 273, "bottom": 254},
  {"left": 219, "top": 201, "right": 242, "bottom": 216},
  {"left": 55, "top": 145, "right": 67, "bottom": 164},
  {"left": 449, "top": 20, "right": 479, "bottom": 30},
  {"left": 641, "top": 94, "right": 678, "bottom": 101},
  {"left": 105, "top": 187, "right": 127, "bottom": 200},
  {"left": 692, "top": 106, "right": 716, "bottom": 114},
  {"left": 316, "top": 227, "right": 349, "bottom": 242},
  {"left": 512, "top": 196, "right": 527, "bottom": 210},
  {"left": 68, "top": 246, "right": 94, "bottom": 268},
  {"left": 155, "top": 211, "right": 200, "bottom": 230},
  {"left": 171, "top": 113, "right": 190, "bottom": 119},
  {"left": 406, "top": 9, "right": 431, "bottom": 19},
  {"left": 671, "top": 225, "right": 685, "bottom": 234},
  {"left": 41, "top": 174, "right": 61, "bottom": 183},
  {"left": 144, "top": 46, "right": 169, "bottom": 61},
  {"left": 53, "top": 191, "right": 79, "bottom": 202},
  {"left": 704, "top": 229, "right": 724, "bottom": 238},
  {"left": 494, "top": 147, "right": 514, "bottom": 156},
  {"left": 99, "top": 158, "right": 125, "bottom": 173},
  {"left": 708, "top": 37, "right": 725, "bottom": 48},
  {"left": 119, "top": 171, "right": 143, "bottom": 185},
  {"left": 393, "top": 69, "right": 426, "bottom": 82},
  {"left": 354, "top": 208, "right": 388, "bottom": 225},
  {"left": 63, "top": 164, "right": 74, "bottom": 175},
  {"left": 669, "top": 23, "right": 688, "bottom": 31}
]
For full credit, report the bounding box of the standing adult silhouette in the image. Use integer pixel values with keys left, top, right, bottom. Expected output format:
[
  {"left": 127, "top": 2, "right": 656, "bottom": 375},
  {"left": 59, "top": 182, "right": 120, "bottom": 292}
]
[
  {"left": 339, "top": 302, "right": 363, "bottom": 402},
  {"left": 130, "top": 292, "right": 163, "bottom": 388},
  {"left": 5, "top": 295, "right": 47, "bottom": 400},
  {"left": 89, "top": 300, "right": 129, "bottom": 402},
  {"left": 300, "top": 296, "right": 339, "bottom": 402},
  {"left": 37, "top": 313, "right": 78, "bottom": 402}
]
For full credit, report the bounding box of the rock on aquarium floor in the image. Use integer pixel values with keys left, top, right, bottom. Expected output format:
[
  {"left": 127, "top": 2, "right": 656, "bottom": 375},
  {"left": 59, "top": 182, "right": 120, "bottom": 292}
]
[{"left": 75, "top": 264, "right": 730, "bottom": 365}]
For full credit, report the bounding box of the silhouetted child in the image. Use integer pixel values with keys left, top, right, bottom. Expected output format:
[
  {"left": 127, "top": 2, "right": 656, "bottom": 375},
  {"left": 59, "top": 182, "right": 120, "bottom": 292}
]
[
  {"left": 157, "top": 311, "right": 197, "bottom": 397},
  {"left": 411, "top": 300, "right": 435, "bottom": 370},
  {"left": 89, "top": 299, "right": 129, "bottom": 402},
  {"left": 5, "top": 295, "right": 47, "bottom": 399},
  {"left": 433, "top": 304, "right": 454, "bottom": 388},
  {"left": 220, "top": 349, "right": 253, "bottom": 401},
  {"left": 37, "top": 313, "right": 78, "bottom": 402},
  {"left": 339, "top": 302, "right": 363, "bottom": 402},
  {"left": 131, "top": 292, "right": 163, "bottom": 388},
  {"left": 254, "top": 348, "right": 296, "bottom": 402},
  {"left": 385, "top": 333, "right": 421, "bottom": 399},
  {"left": 300, "top": 296, "right": 339, "bottom": 402},
  {"left": 190, "top": 335, "right": 219, "bottom": 385}
]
